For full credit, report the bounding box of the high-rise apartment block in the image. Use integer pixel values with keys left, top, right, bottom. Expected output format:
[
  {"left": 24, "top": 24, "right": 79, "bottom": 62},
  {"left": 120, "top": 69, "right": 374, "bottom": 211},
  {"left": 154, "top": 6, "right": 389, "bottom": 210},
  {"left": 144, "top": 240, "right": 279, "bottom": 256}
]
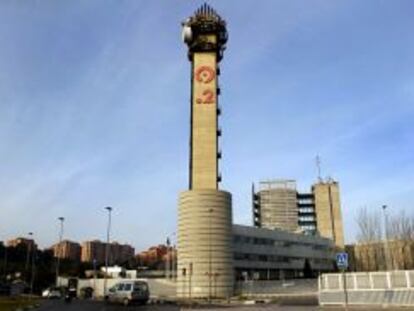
[
  {"left": 81, "top": 240, "right": 134, "bottom": 265},
  {"left": 50, "top": 240, "right": 81, "bottom": 261},
  {"left": 253, "top": 179, "right": 344, "bottom": 248},
  {"left": 6, "top": 237, "right": 37, "bottom": 250}
]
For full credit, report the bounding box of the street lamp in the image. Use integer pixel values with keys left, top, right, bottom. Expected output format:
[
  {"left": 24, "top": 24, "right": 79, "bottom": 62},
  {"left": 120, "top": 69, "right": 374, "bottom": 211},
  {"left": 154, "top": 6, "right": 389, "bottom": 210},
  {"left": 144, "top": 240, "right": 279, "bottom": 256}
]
[
  {"left": 29, "top": 233, "right": 35, "bottom": 298},
  {"left": 55, "top": 217, "right": 64, "bottom": 287},
  {"left": 165, "top": 237, "right": 171, "bottom": 279},
  {"left": 166, "top": 232, "right": 176, "bottom": 280},
  {"left": 25, "top": 232, "right": 33, "bottom": 278},
  {"left": 382, "top": 205, "right": 392, "bottom": 270},
  {"left": 104, "top": 206, "right": 113, "bottom": 297}
]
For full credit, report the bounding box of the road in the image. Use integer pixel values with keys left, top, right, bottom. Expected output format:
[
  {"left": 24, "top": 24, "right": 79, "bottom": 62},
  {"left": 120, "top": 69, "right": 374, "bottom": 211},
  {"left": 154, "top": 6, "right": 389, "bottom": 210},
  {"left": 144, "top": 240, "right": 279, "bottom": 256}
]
[
  {"left": 37, "top": 300, "right": 412, "bottom": 310},
  {"left": 37, "top": 300, "right": 180, "bottom": 310},
  {"left": 37, "top": 300, "right": 319, "bottom": 310}
]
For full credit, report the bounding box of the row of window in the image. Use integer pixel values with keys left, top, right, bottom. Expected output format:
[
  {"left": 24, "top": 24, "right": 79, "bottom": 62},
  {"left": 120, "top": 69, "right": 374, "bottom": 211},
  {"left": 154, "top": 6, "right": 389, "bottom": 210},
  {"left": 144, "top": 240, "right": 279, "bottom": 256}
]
[
  {"left": 234, "top": 234, "right": 321, "bottom": 249},
  {"left": 299, "top": 216, "right": 316, "bottom": 222},
  {"left": 234, "top": 252, "right": 291, "bottom": 263}
]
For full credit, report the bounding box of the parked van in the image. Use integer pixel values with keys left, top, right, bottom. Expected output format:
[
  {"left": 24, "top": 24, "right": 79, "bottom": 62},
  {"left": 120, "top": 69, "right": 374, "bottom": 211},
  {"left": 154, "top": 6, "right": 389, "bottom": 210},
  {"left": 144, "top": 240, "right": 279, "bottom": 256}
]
[{"left": 106, "top": 280, "right": 150, "bottom": 305}]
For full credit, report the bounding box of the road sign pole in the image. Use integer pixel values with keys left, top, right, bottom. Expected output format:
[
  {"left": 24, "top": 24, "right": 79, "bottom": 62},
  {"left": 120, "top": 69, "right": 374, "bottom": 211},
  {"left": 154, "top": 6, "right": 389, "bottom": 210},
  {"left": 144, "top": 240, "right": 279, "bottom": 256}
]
[{"left": 342, "top": 269, "right": 348, "bottom": 310}]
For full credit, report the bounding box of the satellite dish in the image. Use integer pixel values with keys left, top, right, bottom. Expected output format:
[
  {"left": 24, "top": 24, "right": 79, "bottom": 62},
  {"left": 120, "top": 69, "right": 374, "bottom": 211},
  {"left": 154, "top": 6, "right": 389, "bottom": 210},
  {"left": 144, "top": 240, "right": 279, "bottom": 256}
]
[{"left": 181, "top": 25, "right": 192, "bottom": 43}]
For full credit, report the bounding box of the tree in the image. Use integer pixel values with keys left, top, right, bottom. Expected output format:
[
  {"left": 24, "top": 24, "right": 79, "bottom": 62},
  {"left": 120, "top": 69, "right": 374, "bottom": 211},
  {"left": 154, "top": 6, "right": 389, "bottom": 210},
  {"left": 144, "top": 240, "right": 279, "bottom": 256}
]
[{"left": 356, "top": 206, "right": 382, "bottom": 243}]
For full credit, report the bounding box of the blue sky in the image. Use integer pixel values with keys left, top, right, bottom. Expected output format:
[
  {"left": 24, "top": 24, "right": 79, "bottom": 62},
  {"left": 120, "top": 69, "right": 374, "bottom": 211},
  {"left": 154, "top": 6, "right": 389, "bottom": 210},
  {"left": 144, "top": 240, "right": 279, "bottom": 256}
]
[{"left": 0, "top": 1, "right": 413, "bottom": 251}]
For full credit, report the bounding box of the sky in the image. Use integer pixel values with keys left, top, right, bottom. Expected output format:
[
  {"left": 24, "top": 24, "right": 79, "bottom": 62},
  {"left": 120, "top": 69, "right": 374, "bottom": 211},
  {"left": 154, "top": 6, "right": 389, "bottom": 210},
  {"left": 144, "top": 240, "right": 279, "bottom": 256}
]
[{"left": 0, "top": 0, "right": 413, "bottom": 251}]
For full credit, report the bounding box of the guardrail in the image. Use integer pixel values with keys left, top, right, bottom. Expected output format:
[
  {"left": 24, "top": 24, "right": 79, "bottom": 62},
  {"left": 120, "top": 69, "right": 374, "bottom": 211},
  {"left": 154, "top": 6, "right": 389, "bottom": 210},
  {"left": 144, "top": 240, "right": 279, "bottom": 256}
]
[{"left": 319, "top": 270, "right": 414, "bottom": 306}]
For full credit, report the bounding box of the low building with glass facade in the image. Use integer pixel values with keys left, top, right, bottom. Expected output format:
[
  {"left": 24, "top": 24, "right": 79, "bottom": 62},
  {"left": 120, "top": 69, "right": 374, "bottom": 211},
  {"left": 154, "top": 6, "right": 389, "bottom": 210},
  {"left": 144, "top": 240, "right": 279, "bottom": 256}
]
[{"left": 233, "top": 224, "right": 335, "bottom": 280}]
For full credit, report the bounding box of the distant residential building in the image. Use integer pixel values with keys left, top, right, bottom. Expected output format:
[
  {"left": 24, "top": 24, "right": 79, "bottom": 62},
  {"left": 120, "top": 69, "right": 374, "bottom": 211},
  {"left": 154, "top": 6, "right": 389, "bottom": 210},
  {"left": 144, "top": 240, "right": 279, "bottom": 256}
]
[
  {"left": 253, "top": 178, "right": 344, "bottom": 248},
  {"left": 6, "top": 237, "right": 37, "bottom": 250},
  {"left": 136, "top": 245, "right": 169, "bottom": 268},
  {"left": 50, "top": 240, "right": 81, "bottom": 261},
  {"left": 81, "top": 240, "right": 134, "bottom": 265}
]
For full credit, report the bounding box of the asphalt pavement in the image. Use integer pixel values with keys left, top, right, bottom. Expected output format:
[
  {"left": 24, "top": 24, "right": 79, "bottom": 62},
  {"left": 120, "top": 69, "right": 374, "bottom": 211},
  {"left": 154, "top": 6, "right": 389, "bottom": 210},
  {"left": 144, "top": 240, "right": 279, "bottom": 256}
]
[
  {"left": 36, "top": 299, "right": 320, "bottom": 310},
  {"left": 37, "top": 300, "right": 180, "bottom": 311},
  {"left": 36, "top": 300, "right": 414, "bottom": 310}
]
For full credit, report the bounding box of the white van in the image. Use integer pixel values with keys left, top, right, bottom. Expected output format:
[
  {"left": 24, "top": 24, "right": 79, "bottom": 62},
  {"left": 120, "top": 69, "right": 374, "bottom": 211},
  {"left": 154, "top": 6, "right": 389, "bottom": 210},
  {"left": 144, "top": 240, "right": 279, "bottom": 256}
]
[{"left": 106, "top": 280, "right": 150, "bottom": 306}]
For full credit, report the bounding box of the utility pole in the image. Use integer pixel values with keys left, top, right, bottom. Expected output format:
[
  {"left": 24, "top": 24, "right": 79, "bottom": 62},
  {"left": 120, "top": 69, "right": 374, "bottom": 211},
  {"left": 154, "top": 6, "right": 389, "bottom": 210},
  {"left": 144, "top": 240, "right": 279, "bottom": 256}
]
[
  {"left": 55, "top": 217, "right": 64, "bottom": 287},
  {"left": 104, "top": 206, "right": 113, "bottom": 297}
]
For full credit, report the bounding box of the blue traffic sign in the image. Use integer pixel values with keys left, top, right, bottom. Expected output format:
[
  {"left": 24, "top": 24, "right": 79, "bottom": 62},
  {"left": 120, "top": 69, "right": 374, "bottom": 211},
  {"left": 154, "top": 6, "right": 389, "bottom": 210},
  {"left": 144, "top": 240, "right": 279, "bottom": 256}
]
[{"left": 336, "top": 252, "right": 348, "bottom": 269}]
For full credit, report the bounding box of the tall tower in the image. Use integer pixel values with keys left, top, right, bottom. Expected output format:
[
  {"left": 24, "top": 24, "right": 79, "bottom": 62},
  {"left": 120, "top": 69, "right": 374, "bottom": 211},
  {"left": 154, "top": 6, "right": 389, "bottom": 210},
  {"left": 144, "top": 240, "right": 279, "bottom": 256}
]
[
  {"left": 177, "top": 4, "right": 233, "bottom": 298},
  {"left": 313, "top": 180, "right": 344, "bottom": 249}
]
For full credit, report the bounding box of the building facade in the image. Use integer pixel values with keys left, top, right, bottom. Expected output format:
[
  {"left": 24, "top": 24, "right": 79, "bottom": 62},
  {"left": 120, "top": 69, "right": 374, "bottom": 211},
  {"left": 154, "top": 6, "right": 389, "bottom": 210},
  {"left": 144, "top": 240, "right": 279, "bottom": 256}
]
[
  {"left": 313, "top": 180, "right": 344, "bottom": 248},
  {"left": 253, "top": 179, "right": 344, "bottom": 248},
  {"left": 233, "top": 225, "right": 335, "bottom": 280},
  {"left": 253, "top": 180, "right": 299, "bottom": 232},
  {"left": 51, "top": 240, "right": 81, "bottom": 261},
  {"left": 81, "top": 240, "right": 134, "bottom": 265}
]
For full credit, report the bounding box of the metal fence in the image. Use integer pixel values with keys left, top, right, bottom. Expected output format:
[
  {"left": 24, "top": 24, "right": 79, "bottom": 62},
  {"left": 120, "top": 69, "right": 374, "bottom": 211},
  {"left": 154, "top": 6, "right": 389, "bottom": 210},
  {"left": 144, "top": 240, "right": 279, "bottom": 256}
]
[{"left": 319, "top": 270, "right": 414, "bottom": 306}]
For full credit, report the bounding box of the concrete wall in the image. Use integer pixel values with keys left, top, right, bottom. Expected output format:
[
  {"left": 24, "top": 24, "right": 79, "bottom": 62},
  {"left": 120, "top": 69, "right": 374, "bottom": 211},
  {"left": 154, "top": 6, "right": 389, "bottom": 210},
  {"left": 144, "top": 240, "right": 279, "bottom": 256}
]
[{"left": 319, "top": 271, "right": 414, "bottom": 306}]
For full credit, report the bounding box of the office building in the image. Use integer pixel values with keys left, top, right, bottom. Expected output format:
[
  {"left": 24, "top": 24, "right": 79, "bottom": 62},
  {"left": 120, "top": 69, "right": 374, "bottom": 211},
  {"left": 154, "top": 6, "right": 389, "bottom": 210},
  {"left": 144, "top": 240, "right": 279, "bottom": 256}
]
[
  {"left": 233, "top": 224, "right": 335, "bottom": 280},
  {"left": 313, "top": 180, "right": 344, "bottom": 248},
  {"left": 252, "top": 180, "right": 299, "bottom": 232},
  {"left": 253, "top": 179, "right": 344, "bottom": 248}
]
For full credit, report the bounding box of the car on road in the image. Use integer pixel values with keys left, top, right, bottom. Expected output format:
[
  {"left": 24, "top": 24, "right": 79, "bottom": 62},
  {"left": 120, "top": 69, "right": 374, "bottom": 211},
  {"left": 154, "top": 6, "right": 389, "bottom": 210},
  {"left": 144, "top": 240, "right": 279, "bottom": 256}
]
[
  {"left": 42, "top": 287, "right": 62, "bottom": 299},
  {"left": 106, "top": 280, "right": 150, "bottom": 306}
]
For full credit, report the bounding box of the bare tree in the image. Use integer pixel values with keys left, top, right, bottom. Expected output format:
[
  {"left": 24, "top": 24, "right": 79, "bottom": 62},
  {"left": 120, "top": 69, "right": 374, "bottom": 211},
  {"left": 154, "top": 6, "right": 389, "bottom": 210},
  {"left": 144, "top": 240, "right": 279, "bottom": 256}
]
[
  {"left": 356, "top": 206, "right": 382, "bottom": 243},
  {"left": 387, "top": 211, "right": 414, "bottom": 269},
  {"left": 355, "top": 207, "right": 384, "bottom": 271},
  {"left": 388, "top": 210, "right": 414, "bottom": 240}
]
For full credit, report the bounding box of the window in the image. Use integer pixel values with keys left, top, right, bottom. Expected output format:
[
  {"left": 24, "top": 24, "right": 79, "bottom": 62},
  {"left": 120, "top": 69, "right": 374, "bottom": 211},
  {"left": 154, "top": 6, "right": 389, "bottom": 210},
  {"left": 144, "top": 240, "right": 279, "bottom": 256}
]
[
  {"left": 124, "top": 283, "right": 132, "bottom": 291},
  {"left": 134, "top": 282, "right": 148, "bottom": 292}
]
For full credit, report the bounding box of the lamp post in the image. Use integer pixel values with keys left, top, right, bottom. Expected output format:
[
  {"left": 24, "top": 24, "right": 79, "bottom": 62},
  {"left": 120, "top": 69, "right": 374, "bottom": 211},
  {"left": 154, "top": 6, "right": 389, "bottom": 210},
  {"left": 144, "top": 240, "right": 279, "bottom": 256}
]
[
  {"left": 55, "top": 217, "right": 64, "bottom": 287},
  {"left": 166, "top": 232, "right": 176, "bottom": 280},
  {"left": 2, "top": 245, "right": 8, "bottom": 279},
  {"left": 29, "top": 233, "right": 35, "bottom": 298},
  {"left": 165, "top": 237, "right": 171, "bottom": 279},
  {"left": 104, "top": 206, "right": 113, "bottom": 297},
  {"left": 25, "top": 232, "right": 33, "bottom": 280},
  {"left": 382, "top": 205, "right": 392, "bottom": 270}
]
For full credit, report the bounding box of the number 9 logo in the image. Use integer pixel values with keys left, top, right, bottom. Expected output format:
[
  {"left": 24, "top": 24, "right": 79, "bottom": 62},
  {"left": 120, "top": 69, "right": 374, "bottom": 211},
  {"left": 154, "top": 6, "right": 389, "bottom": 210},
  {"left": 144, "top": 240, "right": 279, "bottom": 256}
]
[{"left": 195, "top": 66, "right": 215, "bottom": 84}]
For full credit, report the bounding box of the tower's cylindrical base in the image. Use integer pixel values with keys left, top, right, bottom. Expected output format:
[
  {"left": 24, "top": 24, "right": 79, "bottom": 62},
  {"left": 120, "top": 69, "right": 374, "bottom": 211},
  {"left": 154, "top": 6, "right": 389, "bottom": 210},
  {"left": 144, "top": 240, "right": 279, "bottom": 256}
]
[{"left": 177, "top": 190, "right": 233, "bottom": 299}]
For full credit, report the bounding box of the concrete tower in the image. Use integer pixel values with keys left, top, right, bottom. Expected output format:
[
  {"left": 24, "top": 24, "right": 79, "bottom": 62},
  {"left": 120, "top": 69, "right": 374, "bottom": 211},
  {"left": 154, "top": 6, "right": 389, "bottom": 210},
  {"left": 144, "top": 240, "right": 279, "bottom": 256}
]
[
  {"left": 313, "top": 180, "right": 344, "bottom": 249},
  {"left": 177, "top": 4, "right": 233, "bottom": 299}
]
